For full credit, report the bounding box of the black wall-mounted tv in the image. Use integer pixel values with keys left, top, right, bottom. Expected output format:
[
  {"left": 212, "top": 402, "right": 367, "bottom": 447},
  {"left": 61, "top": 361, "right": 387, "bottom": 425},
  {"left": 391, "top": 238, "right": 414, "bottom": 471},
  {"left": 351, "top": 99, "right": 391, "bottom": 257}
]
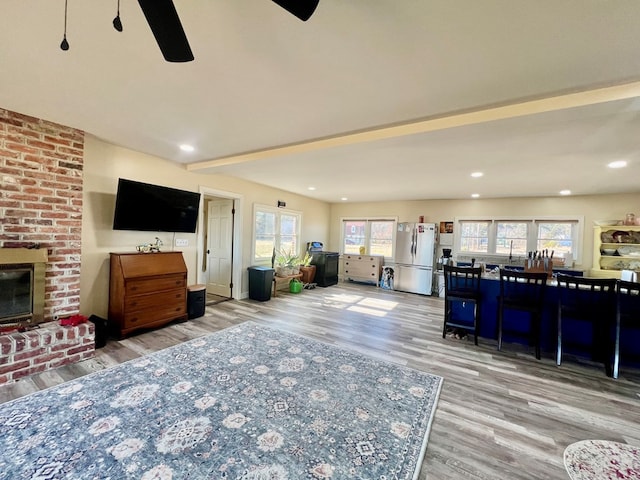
[{"left": 113, "top": 178, "right": 201, "bottom": 233}]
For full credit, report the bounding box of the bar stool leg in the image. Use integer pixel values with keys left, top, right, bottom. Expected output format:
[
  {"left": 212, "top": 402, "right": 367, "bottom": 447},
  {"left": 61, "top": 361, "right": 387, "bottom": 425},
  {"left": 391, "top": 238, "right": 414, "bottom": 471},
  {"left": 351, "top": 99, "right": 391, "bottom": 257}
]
[
  {"left": 497, "top": 300, "right": 503, "bottom": 352},
  {"left": 556, "top": 309, "right": 562, "bottom": 366}
]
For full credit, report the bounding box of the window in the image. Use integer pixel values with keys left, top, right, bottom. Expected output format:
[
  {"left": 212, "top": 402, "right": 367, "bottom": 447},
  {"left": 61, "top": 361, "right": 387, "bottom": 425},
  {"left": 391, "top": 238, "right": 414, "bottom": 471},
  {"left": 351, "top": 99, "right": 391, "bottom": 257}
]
[
  {"left": 342, "top": 219, "right": 395, "bottom": 258},
  {"left": 496, "top": 222, "right": 528, "bottom": 256},
  {"left": 455, "top": 217, "right": 583, "bottom": 262},
  {"left": 253, "top": 205, "right": 301, "bottom": 263},
  {"left": 536, "top": 222, "right": 573, "bottom": 257},
  {"left": 459, "top": 221, "right": 489, "bottom": 253}
]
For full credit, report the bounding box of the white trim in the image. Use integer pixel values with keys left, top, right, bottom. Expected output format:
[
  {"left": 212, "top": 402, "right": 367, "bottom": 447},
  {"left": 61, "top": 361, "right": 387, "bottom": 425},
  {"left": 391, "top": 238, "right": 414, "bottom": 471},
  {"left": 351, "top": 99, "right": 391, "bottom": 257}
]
[
  {"left": 453, "top": 215, "right": 585, "bottom": 264},
  {"left": 252, "top": 203, "right": 303, "bottom": 264},
  {"left": 339, "top": 216, "right": 398, "bottom": 260},
  {"left": 197, "top": 186, "right": 244, "bottom": 300}
]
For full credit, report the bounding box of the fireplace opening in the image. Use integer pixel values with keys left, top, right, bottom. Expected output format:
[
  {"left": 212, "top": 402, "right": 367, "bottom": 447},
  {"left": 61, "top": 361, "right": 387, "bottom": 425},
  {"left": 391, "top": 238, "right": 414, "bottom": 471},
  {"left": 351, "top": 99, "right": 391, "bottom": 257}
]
[
  {"left": 0, "top": 248, "right": 48, "bottom": 328},
  {"left": 0, "top": 264, "right": 33, "bottom": 324}
]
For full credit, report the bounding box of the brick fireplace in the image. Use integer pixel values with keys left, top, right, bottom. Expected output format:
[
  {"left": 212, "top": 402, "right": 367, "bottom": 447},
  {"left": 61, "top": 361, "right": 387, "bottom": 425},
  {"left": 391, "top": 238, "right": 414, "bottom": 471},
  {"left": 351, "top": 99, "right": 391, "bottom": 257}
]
[{"left": 1, "top": 108, "right": 93, "bottom": 384}]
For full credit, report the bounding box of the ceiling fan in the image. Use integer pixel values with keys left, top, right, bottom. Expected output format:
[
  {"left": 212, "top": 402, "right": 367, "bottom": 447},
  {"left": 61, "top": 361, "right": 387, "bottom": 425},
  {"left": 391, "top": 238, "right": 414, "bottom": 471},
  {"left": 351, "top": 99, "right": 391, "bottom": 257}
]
[{"left": 137, "top": 0, "right": 320, "bottom": 63}]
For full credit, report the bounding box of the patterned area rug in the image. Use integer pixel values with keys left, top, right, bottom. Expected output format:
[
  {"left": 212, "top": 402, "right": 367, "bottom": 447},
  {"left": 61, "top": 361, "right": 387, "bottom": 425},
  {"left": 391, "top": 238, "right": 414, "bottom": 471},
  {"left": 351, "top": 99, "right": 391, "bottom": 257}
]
[
  {"left": 564, "top": 439, "right": 640, "bottom": 479},
  {"left": 0, "top": 321, "right": 443, "bottom": 479}
]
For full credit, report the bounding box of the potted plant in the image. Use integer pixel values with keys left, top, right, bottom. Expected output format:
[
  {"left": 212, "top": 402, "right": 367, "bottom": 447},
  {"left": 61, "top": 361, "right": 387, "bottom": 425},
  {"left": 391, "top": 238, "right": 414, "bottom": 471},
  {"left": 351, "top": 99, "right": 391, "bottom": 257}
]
[
  {"left": 275, "top": 249, "right": 301, "bottom": 277},
  {"left": 299, "top": 252, "right": 316, "bottom": 284}
]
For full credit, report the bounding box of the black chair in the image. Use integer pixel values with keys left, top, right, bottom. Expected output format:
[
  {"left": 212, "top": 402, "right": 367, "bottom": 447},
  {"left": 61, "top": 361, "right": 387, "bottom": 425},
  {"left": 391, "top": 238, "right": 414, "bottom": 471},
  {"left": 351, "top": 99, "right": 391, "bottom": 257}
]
[
  {"left": 556, "top": 274, "right": 617, "bottom": 376},
  {"left": 614, "top": 280, "right": 640, "bottom": 379},
  {"left": 443, "top": 265, "right": 482, "bottom": 345},
  {"left": 497, "top": 269, "right": 548, "bottom": 359}
]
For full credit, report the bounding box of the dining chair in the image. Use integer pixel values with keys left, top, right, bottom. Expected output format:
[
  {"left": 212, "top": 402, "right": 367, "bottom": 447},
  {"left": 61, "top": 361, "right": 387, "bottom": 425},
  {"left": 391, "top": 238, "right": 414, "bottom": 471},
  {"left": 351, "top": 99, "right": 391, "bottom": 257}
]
[
  {"left": 613, "top": 279, "right": 640, "bottom": 379},
  {"left": 556, "top": 274, "right": 617, "bottom": 376},
  {"left": 442, "top": 265, "right": 483, "bottom": 345},
  {"left": 497, "top": 269, "right": 548, "bottom": 359}
]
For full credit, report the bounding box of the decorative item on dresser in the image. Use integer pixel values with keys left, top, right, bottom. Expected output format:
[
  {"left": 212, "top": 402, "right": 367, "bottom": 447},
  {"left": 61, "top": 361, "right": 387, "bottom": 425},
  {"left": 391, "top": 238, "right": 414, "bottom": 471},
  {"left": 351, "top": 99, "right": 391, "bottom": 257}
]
[
  {"left": 342, "top": 254, "right": 383, "bottom": 285},
  {"left": 108, "top": 251, "right": 188, "bottom": 338}
]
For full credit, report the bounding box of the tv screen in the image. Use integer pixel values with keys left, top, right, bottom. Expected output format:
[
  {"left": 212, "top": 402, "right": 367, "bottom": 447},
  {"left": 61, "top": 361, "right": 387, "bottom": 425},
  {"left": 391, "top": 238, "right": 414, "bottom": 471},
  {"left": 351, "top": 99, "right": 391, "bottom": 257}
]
[{"left": 113, "top": 178, "right": 201, "bottom": 233}]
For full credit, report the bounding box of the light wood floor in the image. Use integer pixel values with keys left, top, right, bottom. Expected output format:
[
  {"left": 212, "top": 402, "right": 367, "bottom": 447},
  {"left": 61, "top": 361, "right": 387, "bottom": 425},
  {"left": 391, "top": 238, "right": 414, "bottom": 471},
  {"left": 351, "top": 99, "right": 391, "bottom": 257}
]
[{"left": 2, "top": 282, "right": 639, "bottom": 479}]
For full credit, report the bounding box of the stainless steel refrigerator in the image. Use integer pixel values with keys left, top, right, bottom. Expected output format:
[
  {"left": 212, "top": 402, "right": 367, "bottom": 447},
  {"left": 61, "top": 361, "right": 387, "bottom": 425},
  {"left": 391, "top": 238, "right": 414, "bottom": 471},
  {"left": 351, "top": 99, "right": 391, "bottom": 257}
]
[{"left": 394, "top": 222, "right": 436, "bottom": 295}]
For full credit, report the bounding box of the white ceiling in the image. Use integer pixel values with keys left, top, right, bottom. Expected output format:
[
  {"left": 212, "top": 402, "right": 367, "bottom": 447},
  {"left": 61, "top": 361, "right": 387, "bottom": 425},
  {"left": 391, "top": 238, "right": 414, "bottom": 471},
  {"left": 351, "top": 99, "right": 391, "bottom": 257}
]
[{"left": 1, "top": 0, "right": 640, "bottom": 202}]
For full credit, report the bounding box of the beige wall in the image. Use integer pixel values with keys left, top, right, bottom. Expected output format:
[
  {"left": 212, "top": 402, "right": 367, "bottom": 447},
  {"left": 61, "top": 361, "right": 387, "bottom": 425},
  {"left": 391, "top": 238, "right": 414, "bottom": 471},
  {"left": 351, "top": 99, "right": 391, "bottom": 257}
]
[
  {"left": 329, "top": 194, "right": 640, "bottom": 269},
  {"left": 81, "top": 134, "right": 639, "bottom": 318},
  {"left": 81, "top": 135, "right": 330, "bottom": 318}
]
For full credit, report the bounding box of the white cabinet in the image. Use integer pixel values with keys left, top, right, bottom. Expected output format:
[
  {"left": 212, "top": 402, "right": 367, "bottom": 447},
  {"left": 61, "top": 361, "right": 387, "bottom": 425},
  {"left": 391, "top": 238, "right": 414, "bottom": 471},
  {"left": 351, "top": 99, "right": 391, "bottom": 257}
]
[
  {"left": 343, "top": 254, "right": 383, "bottom": 285},
  {"left": 591, "top": 226, "right": 640, "bottom": 278}
]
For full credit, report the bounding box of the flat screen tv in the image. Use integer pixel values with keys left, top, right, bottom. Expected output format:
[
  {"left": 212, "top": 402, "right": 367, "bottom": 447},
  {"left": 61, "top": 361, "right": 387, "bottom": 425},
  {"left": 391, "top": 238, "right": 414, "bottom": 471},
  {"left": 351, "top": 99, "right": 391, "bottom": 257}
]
[{"left": 113, "top": 178, "right": 201, "bottom": 233}]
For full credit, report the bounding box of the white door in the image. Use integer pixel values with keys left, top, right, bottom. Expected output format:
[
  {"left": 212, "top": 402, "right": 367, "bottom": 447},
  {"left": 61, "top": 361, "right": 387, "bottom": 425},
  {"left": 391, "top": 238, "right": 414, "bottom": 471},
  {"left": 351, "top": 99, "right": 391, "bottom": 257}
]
[{"left": 206, "top": 199, "right": 233, "bottom": 297}]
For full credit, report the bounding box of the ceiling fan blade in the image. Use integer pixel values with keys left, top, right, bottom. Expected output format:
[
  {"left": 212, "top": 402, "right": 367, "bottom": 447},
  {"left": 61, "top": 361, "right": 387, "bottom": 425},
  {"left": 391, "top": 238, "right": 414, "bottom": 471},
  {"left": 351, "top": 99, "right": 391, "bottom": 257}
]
[
  {"left": 137, "top": 0, "right": 194, "bottom": 62},
  {"left": 271, "top": 0, "right": 319, "bottom": 21}
]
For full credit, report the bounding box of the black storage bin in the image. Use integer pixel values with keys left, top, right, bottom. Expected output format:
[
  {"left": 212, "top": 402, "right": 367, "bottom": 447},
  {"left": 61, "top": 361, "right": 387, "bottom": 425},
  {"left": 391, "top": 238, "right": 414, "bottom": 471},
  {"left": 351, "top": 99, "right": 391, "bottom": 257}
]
[
  {"left": 88, "top": 315, "right": 108, "bottom": 349},
  {"left": 188, "top": 284, "right": 206, "bottom": 319},
  {"left": 311, "top": 252, "right": 339, "bottom": 287},
  {"left": 248, "top": 266, "right": 275, "bottom": 301}
]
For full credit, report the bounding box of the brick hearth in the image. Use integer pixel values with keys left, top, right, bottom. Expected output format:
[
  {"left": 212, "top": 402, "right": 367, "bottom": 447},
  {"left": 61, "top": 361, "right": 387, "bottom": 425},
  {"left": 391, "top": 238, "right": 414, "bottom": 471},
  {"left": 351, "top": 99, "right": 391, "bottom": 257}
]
[{"left": 0, "top": 322, "right": 95, "bottom": 384}]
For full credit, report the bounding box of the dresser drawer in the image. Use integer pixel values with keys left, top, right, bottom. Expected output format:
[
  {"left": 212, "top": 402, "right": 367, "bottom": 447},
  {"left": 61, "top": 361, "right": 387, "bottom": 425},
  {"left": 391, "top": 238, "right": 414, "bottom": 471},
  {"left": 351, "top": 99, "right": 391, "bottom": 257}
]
[
  {"left": 125, "top": 289, "right": 186, "bottom": 313},
  {"left": 344, "top": 267, "right": 379, "bottom": 279},
  {"left": 123, "top": 303, "right": 187, "bottom": 329},
  {"left": 125, "top": 274, "right": 186, "bottom": 296}
]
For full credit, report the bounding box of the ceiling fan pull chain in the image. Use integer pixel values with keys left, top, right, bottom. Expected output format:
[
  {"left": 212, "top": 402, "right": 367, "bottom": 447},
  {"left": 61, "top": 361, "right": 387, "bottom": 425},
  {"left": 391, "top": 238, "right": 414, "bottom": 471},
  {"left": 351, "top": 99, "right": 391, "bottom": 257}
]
[
  {"left": 113, "top": 0, "right": 123, "bottom": 32},
  {"left": 60, "top": 0, "right": 70, "bottom": 51}
]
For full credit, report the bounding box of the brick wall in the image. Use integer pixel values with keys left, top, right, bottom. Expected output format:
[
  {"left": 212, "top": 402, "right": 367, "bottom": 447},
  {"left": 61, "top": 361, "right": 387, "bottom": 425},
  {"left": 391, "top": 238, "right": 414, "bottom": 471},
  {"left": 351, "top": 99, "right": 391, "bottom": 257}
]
[
  {"left": 0, "top": 322, "right": 95, "bottom": 384},
  {"left": 0, "top": 108, "right": 85, "bottom": 320}
]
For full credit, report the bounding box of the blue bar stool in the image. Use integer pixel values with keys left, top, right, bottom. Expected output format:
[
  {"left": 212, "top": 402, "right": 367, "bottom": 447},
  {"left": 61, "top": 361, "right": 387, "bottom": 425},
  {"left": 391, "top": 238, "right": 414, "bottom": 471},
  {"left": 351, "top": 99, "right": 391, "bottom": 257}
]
[
  {"left": 497, "top": 269, "right": 548, "bottom": 359},
  {"left": 556, "top": 274, "right": 617, "bottom": 376},
  {"left": 442, "top": 265, "right": 482, "bottom": 345},
  {"left": 614, "top": 279, "right": 640, "bottom": 379}
]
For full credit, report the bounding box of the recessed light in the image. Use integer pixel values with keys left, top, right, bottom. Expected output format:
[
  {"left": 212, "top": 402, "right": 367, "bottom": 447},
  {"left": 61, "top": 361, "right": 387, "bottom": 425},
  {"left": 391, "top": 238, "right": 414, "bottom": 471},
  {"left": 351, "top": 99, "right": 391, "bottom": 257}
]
[
  {"left": 607, "top": 160, "right": 627, "bottom": 169},
  {"left": 559, "top": 189, "right": 571, "bottom": 196},
  {"left": 470, "top": 172, "right": 484, "bottom": 178},
  {"left": 308, "top": 186, "right": 316, "bottom": 191},
  {"left": 471, "top": 193, "right": 480, "bottom": 198},
  {"left": 179, "top": 144, "right": 195, "bottom": 152},
  {"left": 341, "top": 197, "right": 348, "bottom": 201}
]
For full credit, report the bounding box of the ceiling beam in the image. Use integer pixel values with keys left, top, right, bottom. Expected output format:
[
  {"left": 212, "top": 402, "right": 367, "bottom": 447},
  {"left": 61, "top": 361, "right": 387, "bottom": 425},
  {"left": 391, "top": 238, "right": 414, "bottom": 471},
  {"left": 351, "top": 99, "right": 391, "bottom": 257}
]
[{"left": 186, "top": 80, "right": 640, "bottom": 171}]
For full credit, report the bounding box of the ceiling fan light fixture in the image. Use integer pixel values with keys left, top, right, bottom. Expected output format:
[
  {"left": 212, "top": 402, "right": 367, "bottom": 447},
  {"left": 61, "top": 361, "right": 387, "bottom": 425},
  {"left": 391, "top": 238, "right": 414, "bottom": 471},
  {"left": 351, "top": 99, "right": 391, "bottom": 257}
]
[{"left": 271, "top": 0, "right": 320, "bottom": 21}]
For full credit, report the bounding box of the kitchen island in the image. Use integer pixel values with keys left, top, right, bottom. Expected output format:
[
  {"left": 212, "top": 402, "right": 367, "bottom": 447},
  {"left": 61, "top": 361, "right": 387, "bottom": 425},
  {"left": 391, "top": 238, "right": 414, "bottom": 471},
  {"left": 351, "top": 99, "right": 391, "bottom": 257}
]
[{"left": 450, "top": 272, "right": 639, "bottom": 368}]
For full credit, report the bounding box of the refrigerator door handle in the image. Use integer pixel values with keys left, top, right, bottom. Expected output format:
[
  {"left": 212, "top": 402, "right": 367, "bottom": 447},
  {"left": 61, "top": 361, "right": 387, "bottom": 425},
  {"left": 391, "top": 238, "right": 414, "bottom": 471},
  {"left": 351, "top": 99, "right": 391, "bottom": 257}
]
[{"left": 411, "top": 228, "right": 417, "bottom": 258}]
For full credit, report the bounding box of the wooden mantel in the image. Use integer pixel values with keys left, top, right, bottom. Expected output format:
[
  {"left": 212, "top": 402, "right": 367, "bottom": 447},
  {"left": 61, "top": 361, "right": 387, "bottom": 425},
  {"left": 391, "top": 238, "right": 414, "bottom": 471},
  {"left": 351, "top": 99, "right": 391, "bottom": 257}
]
[{"left": 0, "top": 248, "right": 48, "bottom": 264}]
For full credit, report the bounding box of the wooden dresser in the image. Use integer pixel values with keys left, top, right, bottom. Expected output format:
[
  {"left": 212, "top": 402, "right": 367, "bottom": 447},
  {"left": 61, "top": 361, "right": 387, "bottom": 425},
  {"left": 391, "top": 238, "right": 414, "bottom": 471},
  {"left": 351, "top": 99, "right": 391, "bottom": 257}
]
[
  {"left": 109, "top": 252, "right": 188, "bottom": 338},
  {"left": 343, "top": 254, "right": 383, "bottom": 285}
]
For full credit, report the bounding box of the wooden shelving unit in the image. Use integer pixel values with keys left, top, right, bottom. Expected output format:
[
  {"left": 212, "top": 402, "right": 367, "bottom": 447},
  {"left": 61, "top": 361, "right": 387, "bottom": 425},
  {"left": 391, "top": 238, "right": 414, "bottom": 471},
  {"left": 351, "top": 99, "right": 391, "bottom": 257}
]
[{"left": 591, "top": 225, "right": 640, "bottom": 278}]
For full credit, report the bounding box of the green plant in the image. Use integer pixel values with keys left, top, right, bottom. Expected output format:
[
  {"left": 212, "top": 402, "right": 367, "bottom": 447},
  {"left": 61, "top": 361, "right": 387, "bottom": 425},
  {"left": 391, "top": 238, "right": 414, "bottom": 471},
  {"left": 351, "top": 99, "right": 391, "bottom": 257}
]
[
  {"left": 300, "top": 252, "right": 313, "bottom": 267},
  {"left": 275, "top": 249, "right": 300, "bottom": 268}
]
